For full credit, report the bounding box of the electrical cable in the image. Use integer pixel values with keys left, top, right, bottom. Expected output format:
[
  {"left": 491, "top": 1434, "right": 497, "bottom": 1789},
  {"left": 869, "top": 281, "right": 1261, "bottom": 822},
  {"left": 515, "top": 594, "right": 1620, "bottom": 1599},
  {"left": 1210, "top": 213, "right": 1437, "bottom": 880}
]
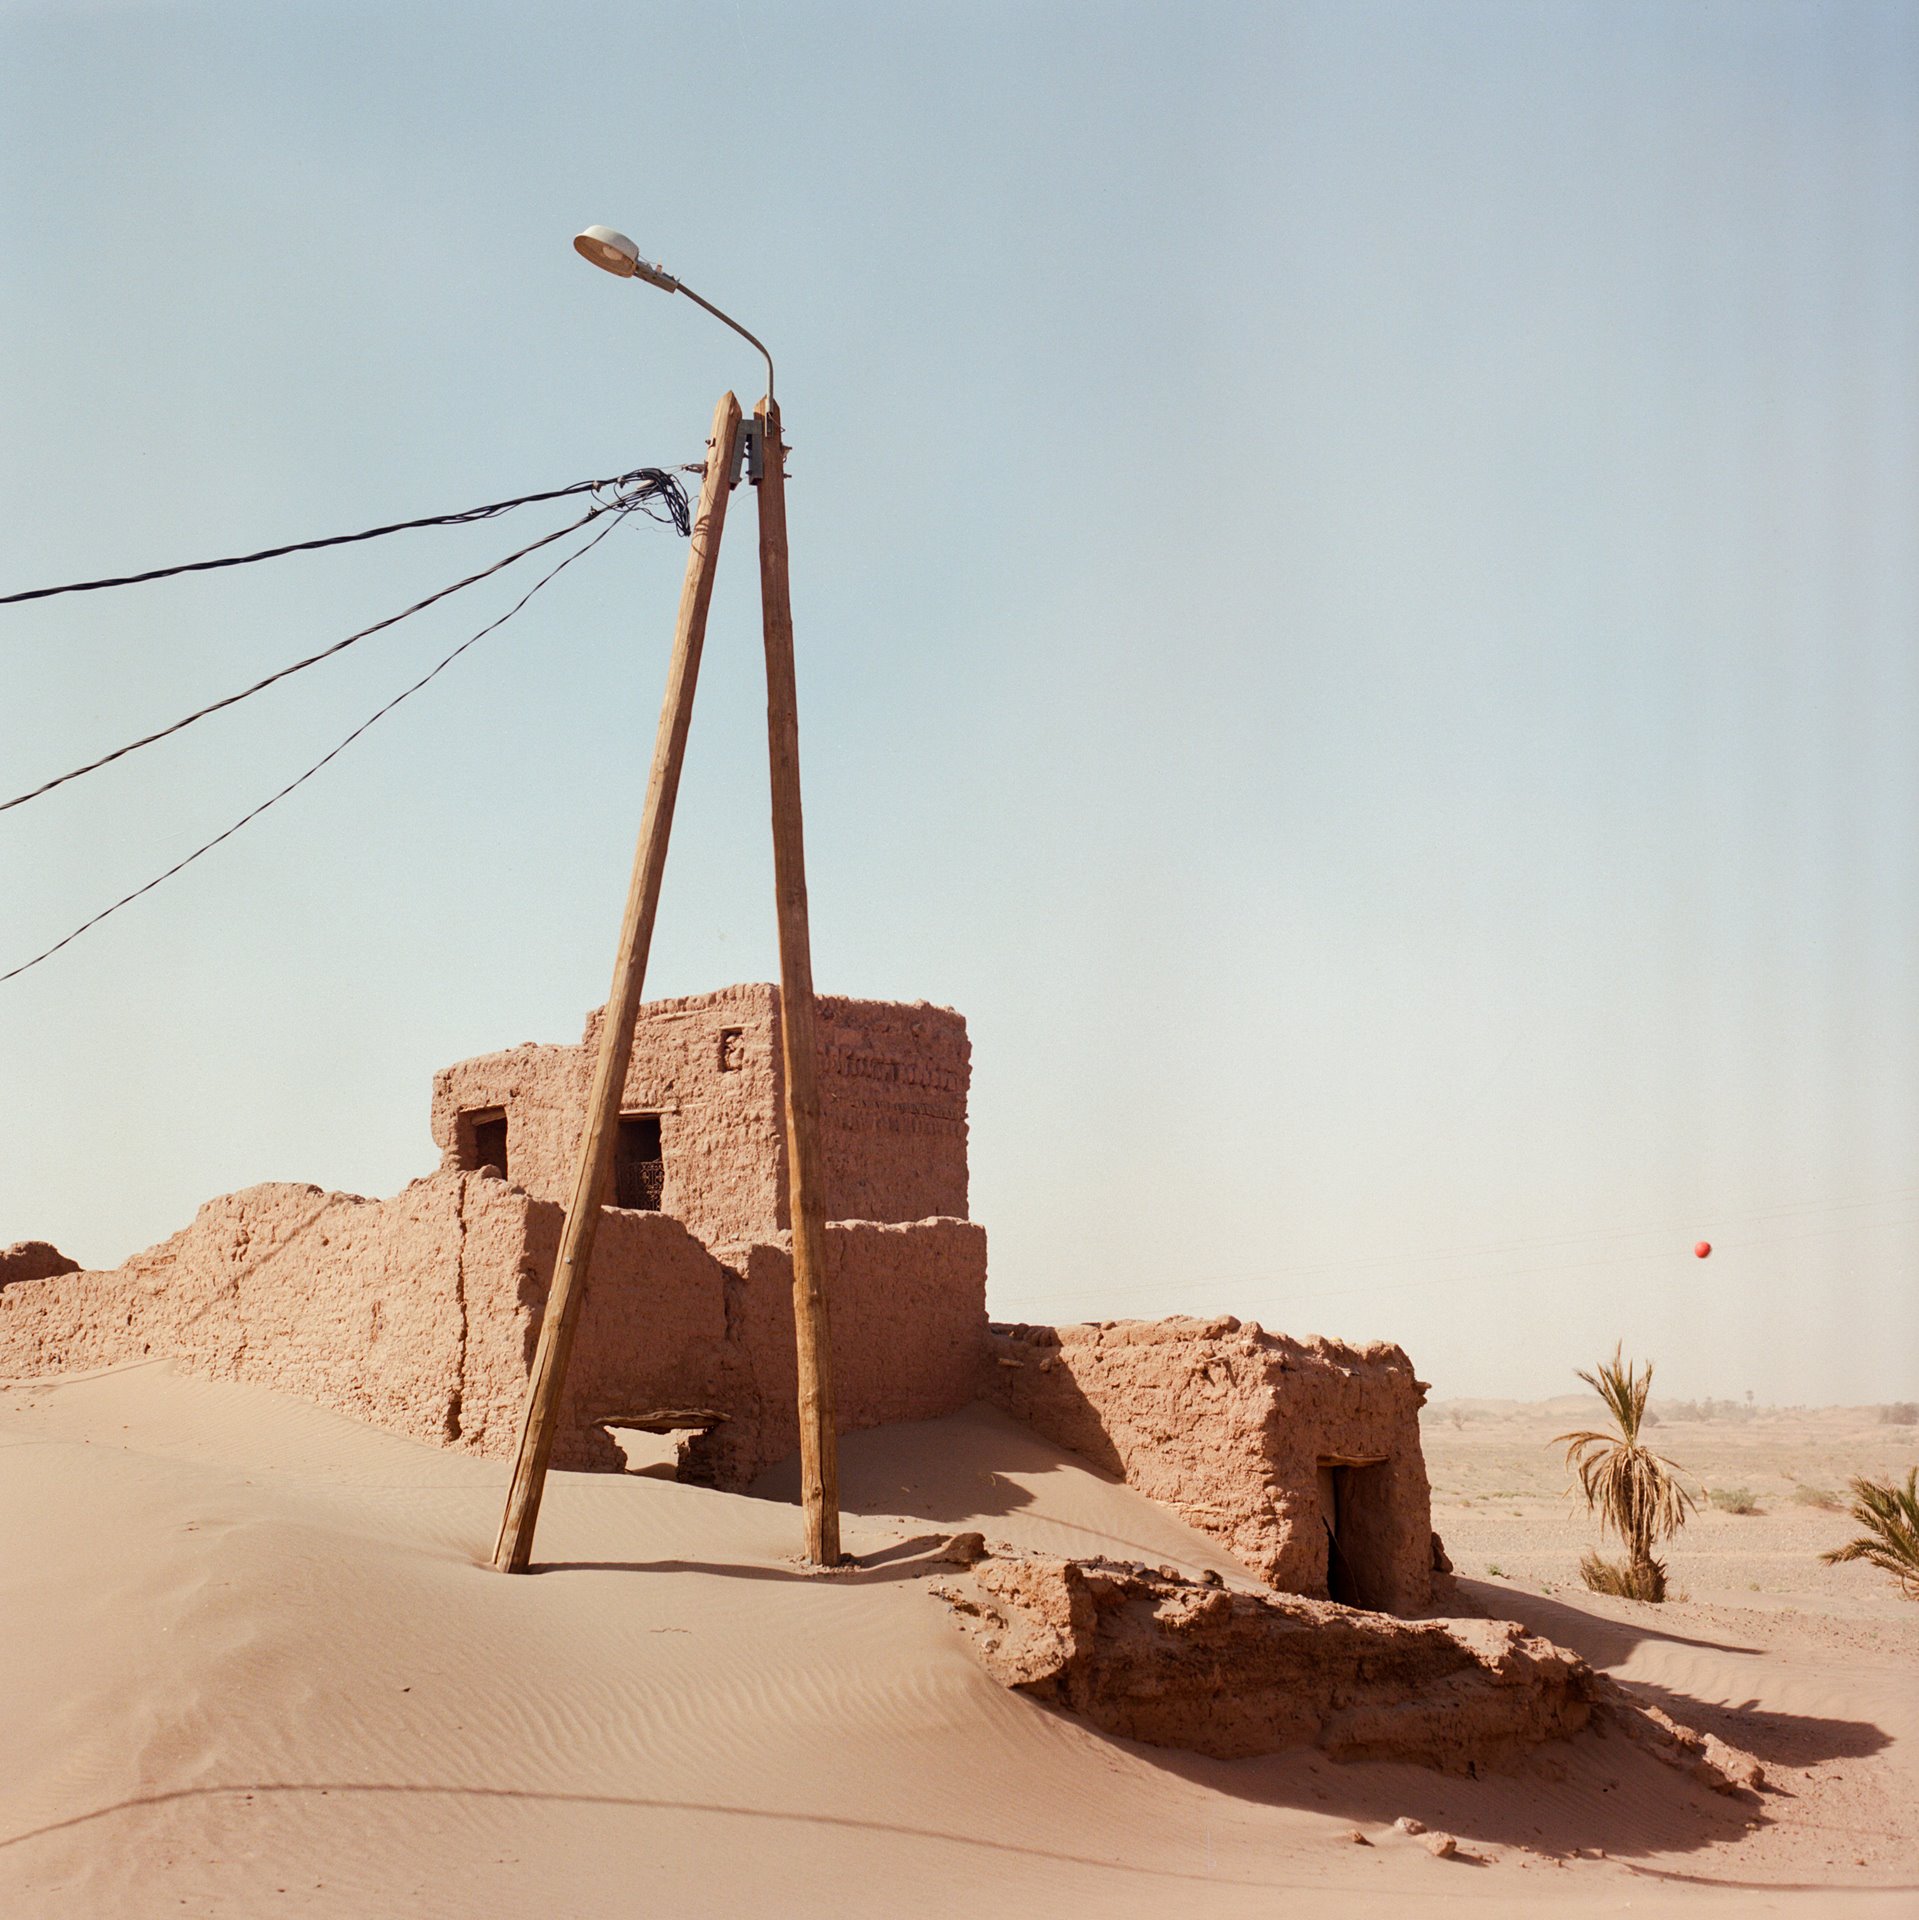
[
  {"left": 3, "top": 467, "right": 699, "bottom": 817},
  {"left": 0, "top": 506, "right": 632, "bottom": 986},
  {"left": 0, "top": 465, "right": 690, "bottom": 606},
  {"left": 1, "top": 508, "right": 598, "bottom": 815}
]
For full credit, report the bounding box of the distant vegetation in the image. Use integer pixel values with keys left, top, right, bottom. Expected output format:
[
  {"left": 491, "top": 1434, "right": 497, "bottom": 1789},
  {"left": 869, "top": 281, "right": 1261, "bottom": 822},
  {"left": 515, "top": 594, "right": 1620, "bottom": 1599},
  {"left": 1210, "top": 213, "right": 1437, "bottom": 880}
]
[
  {"left": 1556, "top": 1345, "right": 1696, "bottom": 1604},
  {"left": 1659, "top": 1397, "right": 1762, "bottom": 1424},
  {"left": 1821, "top": 1470, "right": 1919, "bottom": 1601},
  {"left": 1790, "top": 1484, "right": 1842, "bottom": 1510},
  {"left": 1879, "top": 1402, "right": 1918, "bottom": 1427},
  {"left": 1709, "top": 1487, "right": 1761, "bottom": 1515}
]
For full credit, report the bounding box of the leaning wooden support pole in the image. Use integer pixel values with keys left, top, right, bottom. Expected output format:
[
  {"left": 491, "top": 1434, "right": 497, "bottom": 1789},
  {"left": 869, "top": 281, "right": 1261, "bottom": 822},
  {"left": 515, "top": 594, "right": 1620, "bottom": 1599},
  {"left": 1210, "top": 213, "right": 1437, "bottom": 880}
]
[
  {"left": 754, "top": 395, "right": 842, "bottom": 1567},
  {"left": 492, "top": 390, "right": 743, "bottom": 1573}
]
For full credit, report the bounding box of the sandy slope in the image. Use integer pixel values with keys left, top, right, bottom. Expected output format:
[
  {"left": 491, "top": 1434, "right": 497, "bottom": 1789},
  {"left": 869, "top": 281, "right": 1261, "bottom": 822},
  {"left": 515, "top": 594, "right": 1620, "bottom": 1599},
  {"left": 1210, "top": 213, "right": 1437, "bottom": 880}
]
[
  {"left": 1422, "top": 1404, "right": 1919, "bottom": 1896},
  {"left": 1, "top": 1365, "right": 1913, "bottom": 1918}
]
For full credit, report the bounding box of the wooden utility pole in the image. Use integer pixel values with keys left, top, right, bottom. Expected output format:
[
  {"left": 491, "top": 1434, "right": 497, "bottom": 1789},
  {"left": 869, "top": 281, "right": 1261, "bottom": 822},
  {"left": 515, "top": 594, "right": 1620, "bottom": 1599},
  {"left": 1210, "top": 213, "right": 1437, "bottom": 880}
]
[
  {"left": 755, "top": 396, "right": 841, "bottom": 1566},
  {"left": 493, "top": 390, "right": 743, "bottom": 1574}
]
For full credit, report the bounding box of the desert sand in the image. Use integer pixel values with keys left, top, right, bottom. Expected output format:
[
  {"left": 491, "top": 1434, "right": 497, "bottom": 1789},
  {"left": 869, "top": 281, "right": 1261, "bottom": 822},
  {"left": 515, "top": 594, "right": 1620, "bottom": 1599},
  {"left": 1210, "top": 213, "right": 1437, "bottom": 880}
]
[{"left": 2, "top": 1361, "right": 1914, "bottom": 1917}]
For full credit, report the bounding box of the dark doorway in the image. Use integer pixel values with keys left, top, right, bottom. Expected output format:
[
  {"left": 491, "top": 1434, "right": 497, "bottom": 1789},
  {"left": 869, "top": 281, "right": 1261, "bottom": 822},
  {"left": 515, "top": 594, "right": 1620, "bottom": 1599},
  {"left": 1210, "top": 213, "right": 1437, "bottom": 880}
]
[
  {"left": 614, "top": 1113, "right": 664, "bottom": 1210},
  {"left": 462, "top": 1108, "right": 508, "bottom": 1178},
  {"left": 1317, "top": 1458, "right": 1388, "bottom": 1609}
]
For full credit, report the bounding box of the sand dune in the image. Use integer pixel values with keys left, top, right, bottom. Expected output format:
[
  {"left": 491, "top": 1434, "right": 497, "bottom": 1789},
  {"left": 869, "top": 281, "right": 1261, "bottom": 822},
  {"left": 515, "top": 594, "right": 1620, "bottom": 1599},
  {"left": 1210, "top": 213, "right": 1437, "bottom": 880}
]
[{"left": 2, "top": 1363, "right": 1913, "bottom": 1916}]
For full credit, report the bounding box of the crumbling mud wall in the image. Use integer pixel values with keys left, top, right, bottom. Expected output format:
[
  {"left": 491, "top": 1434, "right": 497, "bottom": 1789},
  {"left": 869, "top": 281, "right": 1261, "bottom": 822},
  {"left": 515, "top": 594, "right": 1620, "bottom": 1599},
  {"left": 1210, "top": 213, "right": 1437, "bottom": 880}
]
[
  {"left": 487, "top": 1208, "right": 987, "bottom": 1482},
  {"left": 986, "top": 1317, "right": 1434, "bottom": 1612},
  {"left": 433, "top": 987, "right": 781, "bottom": 1248},
  {"left": 1, "top": 1175, "right": 487, "bottom": 1443},
  {"left": 683, "top": 1220, "right": 989, "bottom": 1487},
  {"left": 5, "top": 982, "right": 984, "bottom": 1491},
  {"left": 483, "top": 1199, "right": 738, "bottom": 1473},
  {"left": 0, "top": 1175, "right": 499, "bottom": 1450},
  {"left": 935, "top": 1550, "right": 1763, "bottom": 1791},
  {"left": 432, "top": 985, "right": 970, "bottom": 1241},
  {"left": 0, "top": 1170, "right": 986, "bottom": 1487},
  {"left": 938, "top": 1551, "right": 1588, "bottom": 1767},
  {"left": 0, "top": 1241, "right": 78, "bottom": 1285},
  {"left": 807, "top": 995, "right": 970, "bottom": 1230}
]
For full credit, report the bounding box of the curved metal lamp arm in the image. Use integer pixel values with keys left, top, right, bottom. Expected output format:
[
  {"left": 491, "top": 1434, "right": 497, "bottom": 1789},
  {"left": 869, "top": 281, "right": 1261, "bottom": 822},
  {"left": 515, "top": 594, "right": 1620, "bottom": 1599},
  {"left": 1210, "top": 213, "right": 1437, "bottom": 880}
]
[
  {"left": 573, "top": 229, "right": 774, "bottom": 403},
  {"left": 678, "top": 284, "right": 775, "bottom": 405}
]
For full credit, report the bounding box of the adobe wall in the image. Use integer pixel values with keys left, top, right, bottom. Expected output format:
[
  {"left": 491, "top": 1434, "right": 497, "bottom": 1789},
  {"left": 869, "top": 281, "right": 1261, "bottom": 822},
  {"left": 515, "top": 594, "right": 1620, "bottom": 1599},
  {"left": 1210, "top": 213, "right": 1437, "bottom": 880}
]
[
  {"left": 0, "top": 1175, "right": 502, "bottom": 1451},
  {"left": 433, "top": 985, "right": 787, "bottom": 1246},
  {"left": 467, "top": 1196, "right": 742, "bottom": 1473},
  {"left": 0, "top": 1169, "right": 987, "bottom": 1491},
  {"left": 0, "top": 1240, "right": 79, "bottom": 1285},
  {"left": 939, "top": 1552, "right": 1594, "bottom": 1769},
  {"left": 807, "top": 993, "right": 970, "bottom": 1228},
  {"left": 684, "top": 1219, "right": 989, "bottom": 1488},
  {"left": 489, "top": 1209, "right": 986, "bottom": 1481},
  {"left": 431, "top": 984, "right": 969, "bottom": 1242},
  {"left": 985, "top": 1317, "right": 1435, "bottom": 1613}
]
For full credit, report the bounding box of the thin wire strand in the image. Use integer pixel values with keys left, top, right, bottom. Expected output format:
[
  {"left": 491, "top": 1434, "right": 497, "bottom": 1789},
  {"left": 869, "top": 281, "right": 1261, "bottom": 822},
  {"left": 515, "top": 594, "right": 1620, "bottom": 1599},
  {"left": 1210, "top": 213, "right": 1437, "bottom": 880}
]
[
  {"left": 0, "top": 466, "right": 689, "bottom": 606},
  {"left": 0, "top": 508, "right": 599, "bottom": 815},
  {"left": 0, "top": 510, "right": 629, "bottom": 986}
]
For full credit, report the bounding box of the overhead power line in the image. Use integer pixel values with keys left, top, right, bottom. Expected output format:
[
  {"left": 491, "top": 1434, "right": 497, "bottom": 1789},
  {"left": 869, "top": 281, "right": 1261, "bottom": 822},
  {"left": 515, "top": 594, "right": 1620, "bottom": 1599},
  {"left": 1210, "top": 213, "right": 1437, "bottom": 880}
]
[
  {"left": 0, "top": 505, "right": 637, "bottom": 986},
  {"left": 1, "top": 507, "right": 598, "bottom": 815},
  {"left": 0, "top": 465, "right": 691, "bottom": 607}
]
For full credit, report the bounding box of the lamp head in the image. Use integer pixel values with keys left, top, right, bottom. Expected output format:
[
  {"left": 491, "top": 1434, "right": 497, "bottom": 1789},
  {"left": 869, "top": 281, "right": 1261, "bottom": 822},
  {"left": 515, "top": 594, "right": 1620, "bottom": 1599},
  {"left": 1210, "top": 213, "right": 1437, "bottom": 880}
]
[{"left": 573, "top": 226, "right": 679, "bottom": 293}]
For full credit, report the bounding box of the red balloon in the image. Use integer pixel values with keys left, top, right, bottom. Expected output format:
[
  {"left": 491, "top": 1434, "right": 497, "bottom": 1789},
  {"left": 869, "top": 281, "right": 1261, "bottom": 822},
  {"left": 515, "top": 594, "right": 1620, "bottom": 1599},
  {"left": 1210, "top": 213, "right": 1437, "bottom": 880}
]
[{"left": 1694, "top": 1240, "right": 1712, "bottom": 1259}]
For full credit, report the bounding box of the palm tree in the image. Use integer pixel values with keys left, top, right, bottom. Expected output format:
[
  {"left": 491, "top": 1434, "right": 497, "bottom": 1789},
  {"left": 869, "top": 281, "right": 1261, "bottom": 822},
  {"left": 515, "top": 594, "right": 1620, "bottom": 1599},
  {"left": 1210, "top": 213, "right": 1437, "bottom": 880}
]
[
  {"left": 1820, "top": 1469, "right": 1919, "bottom": 1600},
  {"left": 1555, "top": 1344, "right": 1696, "bottom": 1602}
]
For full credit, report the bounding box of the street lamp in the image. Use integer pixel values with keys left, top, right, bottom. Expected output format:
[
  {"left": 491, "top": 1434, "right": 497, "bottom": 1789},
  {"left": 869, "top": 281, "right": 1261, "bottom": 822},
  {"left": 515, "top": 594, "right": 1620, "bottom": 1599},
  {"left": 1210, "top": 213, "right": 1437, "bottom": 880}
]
[
  {"left": 490, "top": 224, "right": 841, "bottom": 1572},
  {"left": 573, "top": 226, "right": 775, "bottom": 402}
]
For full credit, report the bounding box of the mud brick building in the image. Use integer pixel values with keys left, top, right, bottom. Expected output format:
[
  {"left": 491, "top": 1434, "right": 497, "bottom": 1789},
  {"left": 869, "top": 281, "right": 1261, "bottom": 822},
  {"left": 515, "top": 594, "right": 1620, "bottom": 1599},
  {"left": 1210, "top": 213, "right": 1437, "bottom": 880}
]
[{"left": 2, "top": 983, "right": 1440, "bottom": 1610}]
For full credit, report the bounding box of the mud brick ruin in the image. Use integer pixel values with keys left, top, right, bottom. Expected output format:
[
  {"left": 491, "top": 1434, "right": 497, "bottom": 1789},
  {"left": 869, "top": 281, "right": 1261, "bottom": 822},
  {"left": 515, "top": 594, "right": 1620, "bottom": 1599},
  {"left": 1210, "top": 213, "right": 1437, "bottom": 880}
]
[
  {"left": 987, "top": 1318, "right": 1436, "bottom": 1614},
  {"left": 1, "top": 982, "right": 1438, "bottom": 1612}
]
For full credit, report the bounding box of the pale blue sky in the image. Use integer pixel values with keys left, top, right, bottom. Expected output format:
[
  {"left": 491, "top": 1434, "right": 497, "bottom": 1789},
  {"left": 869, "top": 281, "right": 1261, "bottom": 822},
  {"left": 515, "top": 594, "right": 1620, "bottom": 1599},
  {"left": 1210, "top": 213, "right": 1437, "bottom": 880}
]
[{"left": 2, "top": 2, "right": 1914, "bottom": 1403}]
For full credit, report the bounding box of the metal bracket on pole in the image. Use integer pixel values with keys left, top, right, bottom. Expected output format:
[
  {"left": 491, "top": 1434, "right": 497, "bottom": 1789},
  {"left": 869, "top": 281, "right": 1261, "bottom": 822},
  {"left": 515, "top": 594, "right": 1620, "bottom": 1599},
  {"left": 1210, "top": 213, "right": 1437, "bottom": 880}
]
[{"left": 732, "top": 417, "right": 765, "bottom": 487}]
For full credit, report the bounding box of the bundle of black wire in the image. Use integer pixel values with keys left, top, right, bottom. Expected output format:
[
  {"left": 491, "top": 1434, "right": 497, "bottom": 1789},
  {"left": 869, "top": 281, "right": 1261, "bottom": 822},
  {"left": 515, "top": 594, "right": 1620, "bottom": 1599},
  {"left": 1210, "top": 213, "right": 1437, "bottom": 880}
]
[
  {"left": 0, "top": 465, "right": 691, "bottom": 606},
  {"left": 0, "top": 461, "right": 695, "bottom": 983}
]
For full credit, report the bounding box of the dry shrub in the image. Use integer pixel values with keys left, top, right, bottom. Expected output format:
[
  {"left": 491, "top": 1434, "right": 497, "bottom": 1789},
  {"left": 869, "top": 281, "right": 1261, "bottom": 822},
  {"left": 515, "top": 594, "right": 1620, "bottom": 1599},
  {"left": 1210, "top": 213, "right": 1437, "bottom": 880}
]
[
  {"left": 1790, "top": 1484, "right": 1841, "bottom": 1510},
  {"left": 1709, "top": 1487, "right": 1760, "bottom": 1515},
  {"left": 1580, "top": 1550, "right": 1667, "bottom": 1602}
]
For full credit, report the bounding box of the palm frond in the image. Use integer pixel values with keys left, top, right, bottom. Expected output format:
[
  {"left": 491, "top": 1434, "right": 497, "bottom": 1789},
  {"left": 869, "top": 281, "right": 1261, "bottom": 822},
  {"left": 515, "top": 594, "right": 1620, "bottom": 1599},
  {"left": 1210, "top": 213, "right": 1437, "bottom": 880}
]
[
  {"left": 1571, "top": 1342, "right": 1653, "bottom": 1444},
  {"left": 1552, "top": 1344, "right": 1696, "bottom": 1583},
  {"left": 1821, "top": 1469, "right": 1919, "bottom": 1600}
]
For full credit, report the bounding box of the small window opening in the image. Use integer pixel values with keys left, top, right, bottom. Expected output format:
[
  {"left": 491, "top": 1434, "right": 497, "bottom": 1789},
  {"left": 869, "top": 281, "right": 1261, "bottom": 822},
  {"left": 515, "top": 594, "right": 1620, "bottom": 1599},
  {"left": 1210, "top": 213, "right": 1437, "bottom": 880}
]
[
  {"left": 717, "top": 1027, "right": 745, "bottom": 1071},
  {"left": 614, "top": 1112, "right": 664, "bottom": 1210},
  {"left": 460, "top": 1108, "right": 508, "bottom": 1178}
]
